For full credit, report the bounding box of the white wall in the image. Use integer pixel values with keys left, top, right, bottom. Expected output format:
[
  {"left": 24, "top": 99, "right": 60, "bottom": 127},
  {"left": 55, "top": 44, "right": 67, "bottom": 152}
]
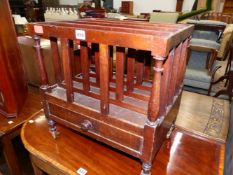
[
  {"left": 182, "top": 0, "right": 195, "bottom": 12},
  {"left": 59, "top": 0, "right": 83, "bottom": 5},
  {"left": 114, "top": 0, "right": 177, "bottom": 15},
  {"left": 59, "top": 0, "right": 198, "bottom": 15}
]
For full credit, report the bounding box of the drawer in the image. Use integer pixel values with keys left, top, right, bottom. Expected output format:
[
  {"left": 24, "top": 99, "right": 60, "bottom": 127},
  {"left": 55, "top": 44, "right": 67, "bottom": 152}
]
[{"left": 48, "top": 102, "right": 143, "bottom": 156}]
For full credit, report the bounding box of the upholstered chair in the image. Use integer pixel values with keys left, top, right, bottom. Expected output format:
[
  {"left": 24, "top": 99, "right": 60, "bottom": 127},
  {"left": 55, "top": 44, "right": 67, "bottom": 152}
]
[
  {"left": 184, "top": 23, "right": 233, "bottom": 95},
  {"left": 149, "top": 12, "right": 179, "bottom": 23},
  {"left": 184, "top": 44, "right": 221, "bottom": 94}
]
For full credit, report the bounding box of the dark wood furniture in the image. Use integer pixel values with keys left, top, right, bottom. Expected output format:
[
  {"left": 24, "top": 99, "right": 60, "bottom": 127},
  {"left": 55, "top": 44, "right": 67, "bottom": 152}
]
[
  {"left": 26, "top": 19, "right": 193, "bottom": 174},
  {"left": 0, "top": 88, "right": 41, "bottom": 175},
  {"left": 78, "top": 5, "right": 106, "bottom": 18},
  {"left": 201, "top": 12, "right": 233, "bottom": 24},
  {"left": 9, "top": 0, "right": 45, "bottom": 21},
  {"left": 223, "top": 0, "right": 233, "bottom": 14},
  {"left": 0, "top": 0, "right": 28, "bottom": 118},
  {"left": 176, "top": 0, "right": 184, "bottom": 12},
  {"left": 9, "top": 0, "right": 26, "bottom": 17},
  {"left": 121, "top": 1, "right": 133, "bottom": 15},
  {"left": 21, "top": 110, "right": 225, "bottom": 175}
]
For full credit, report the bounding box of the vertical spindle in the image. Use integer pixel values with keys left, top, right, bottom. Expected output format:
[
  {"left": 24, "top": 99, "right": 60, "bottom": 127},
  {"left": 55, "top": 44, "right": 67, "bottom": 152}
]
[
  {"left": 80, "top": 41, "right": 90, "bottom": 92},
  {"left": 61, "top": 38, "right": 74, "bottom": 102},
  {"left": 115, "top": 47, "right": 125, "bottom": 101},
  {"left": 50, "top": 37, "right": 62, "bottom": 85},
  {"left": 160, "top": 55, "right": 172, "bottom": 115},
  {"left": 99, "top": 44, "right": 109, "bottom": 115},
  {"left": 147, "top": 56, "right": 165, "bottom": 122},
  {"left": 136, "top": 50, "right": 144, "bottom": 85},
  {"left": 127, "top": 48, "right": 136, "bottom": 92},
  {"left": 33, "top": 35, "right": 48, "bottom": 85},
  {"left": 144, "top": 51, "right": 152, "bottom": 81},
  {"left": 93, "top": 43, "right": 100, "bottom": 85}
]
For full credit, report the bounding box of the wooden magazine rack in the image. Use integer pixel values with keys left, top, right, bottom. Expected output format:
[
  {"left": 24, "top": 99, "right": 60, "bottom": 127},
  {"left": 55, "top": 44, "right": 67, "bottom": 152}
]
[{"left": 26, "top": 19, "right": 193, "bottom": 175}]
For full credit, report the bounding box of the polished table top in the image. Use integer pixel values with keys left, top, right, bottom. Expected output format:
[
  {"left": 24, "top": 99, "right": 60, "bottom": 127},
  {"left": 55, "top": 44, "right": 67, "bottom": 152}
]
[
  {"left": 21, "top": 110, "right": 224, "bottom": 175},
  {"left": 0, "top": 88, "right": 41, "bottom": 136}
]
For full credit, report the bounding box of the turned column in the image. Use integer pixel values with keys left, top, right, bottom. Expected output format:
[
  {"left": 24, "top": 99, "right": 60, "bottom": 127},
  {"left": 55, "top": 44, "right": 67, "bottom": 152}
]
[{"left": 141, "top": 55, "right": 165, "bottom": 175}]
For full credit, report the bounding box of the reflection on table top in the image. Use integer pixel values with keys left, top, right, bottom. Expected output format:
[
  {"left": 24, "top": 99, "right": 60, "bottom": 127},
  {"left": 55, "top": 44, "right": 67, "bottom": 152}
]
[
  {"left": 0, "top": 88, "right": 41, "bottom": 137},
  {"left": 21, "top": 110, "right": 224, "bottom": 175}
]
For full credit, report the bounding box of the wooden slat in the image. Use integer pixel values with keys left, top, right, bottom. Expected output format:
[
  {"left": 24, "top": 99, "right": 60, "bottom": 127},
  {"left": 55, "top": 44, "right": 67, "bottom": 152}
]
[
  {"left": 72, "top": 78, "right": 150, "bottom": 102},
  {"left": 136, "top": 50, "right": 145, "bottom": 85},
  {"left": 109, "top": 46, "right": 114, "bottom": 81},
  {"left": 171, "top": 43, "right": 182, "bottom": 96},
  {"left": 144, "top": 51, "right": 152, "bottom": 81},
  {"left": 61, "top": 38, "right": 74, "bottom": 102},
  {"left": 68, "top": 40, "right": 75, "bottom": 78},
  {"left": 80, "top": 41, "right": 90, "bottom": 92},
  {"left": 73, "top": 49, "right": 82, "bottom": 75},
  {"left": 65, "top": 20, "right": 182, "bottom": 32},
  {"left": 93, "top": 43, "right": 100, "bottom": 85},
  {"left": 115, "top": 47, "right": 125, "bottom": 101},
  {"left": 99, "top": 44, "right": 109, "bottom": 115},
  {"left": 33, "top": 36, "right": 48, "bottom": 85},
  {"left": 127, "top": 48, "right": 136, "bottom": 92},
  {"left": 70, "top": 87, "right": 147, "bottom": 115},
  {"left": 160, "top": 54, "right": 173, "bottom": 115},
  {"left": 50, "top": 37, "right": 62, "bottom": 85},
  {"left": 167, "top": 49, "right": 176, "bottom": 105},
  {"left": 179, "top": 39, "right": 189, "bottom": 85},
  {"left": 55, "top": 19, "right": 187, "bottom": 31},
  {"left": 27, "top": 20, "right": 194, "bottom": 58}
]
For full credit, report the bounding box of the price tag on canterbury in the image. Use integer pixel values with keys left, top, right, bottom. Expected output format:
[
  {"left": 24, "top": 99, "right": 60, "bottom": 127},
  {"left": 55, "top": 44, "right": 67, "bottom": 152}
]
[
  {"left": 34, "top": 25, "right": 43, "bottom": 34},
  {"left": 75, "top": 30, "right": 86, "bottom": 40},
  {"left": 76, "top": 167, "right": 88, "bottom": 175}
]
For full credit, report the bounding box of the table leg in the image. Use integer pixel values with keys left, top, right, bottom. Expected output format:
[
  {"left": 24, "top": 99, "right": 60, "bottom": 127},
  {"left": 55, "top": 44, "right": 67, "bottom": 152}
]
[
  {"left": 31, "top": 160, "right": 44, "bottom": 175},
  {"left": 1, "top": 129, "right": 22, "bottom": 175}
]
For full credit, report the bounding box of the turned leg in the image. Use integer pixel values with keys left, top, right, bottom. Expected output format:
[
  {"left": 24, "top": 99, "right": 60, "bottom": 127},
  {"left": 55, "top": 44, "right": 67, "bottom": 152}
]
[
  {"left": 141, "top": 162, "right": 152, "bottom": 175},
  {"left": 166, "top": 123, "right": 175, "bottom": 139},
  {"left": 48, "top": 119, "right": 58, "bottom": 139}
]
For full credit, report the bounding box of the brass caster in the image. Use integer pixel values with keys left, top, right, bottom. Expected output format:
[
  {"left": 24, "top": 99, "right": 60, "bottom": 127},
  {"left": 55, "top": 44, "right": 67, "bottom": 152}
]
[
  {"left": 141, "top": 162, "right": 151, "bottom": 175},
  {"left": 50, "top": 130, "right": 59, "bottom": 139},
  {"left": 140, "top": 171, "right": 151, "bottom": 175}
]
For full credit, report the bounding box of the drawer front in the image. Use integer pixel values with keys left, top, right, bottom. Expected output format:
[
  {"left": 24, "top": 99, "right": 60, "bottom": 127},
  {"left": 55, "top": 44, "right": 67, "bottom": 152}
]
[{"left": 48, "top": 102, "right": 143, "bottom": 157}]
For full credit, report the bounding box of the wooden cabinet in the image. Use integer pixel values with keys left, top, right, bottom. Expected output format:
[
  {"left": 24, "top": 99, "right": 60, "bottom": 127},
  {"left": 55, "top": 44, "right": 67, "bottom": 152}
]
[
  {"left": 0, "top": 0, "right": 28, "bottom": 118},
  {"left": 121, "top": 1, "right": 133, "bottom": 15},
  {"left": 223, "top": 0, "right": 233, "bottom": 13},
  {"left": 176, "top": 0, "right": 184, "bottom": 12}
]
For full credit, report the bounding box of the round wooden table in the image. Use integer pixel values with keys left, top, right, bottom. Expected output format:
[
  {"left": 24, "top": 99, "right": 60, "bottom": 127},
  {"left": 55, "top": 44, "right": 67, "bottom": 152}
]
[{"left": 21, "top": 110, "right": 224, "bottom": 175}]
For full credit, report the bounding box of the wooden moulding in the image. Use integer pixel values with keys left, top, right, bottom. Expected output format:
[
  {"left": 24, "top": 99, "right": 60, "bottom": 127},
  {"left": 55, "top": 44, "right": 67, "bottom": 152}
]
[
  {"left": 0, "top": 0, "right": 28, "bottom": 118},
  {"left": 27, "top": 19, "right": 193, "bottom": 174}
]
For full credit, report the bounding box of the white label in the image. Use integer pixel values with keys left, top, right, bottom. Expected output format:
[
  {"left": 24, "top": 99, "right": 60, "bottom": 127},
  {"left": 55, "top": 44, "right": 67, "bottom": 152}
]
[
  {"left": 75, "top": 30, "right": 86, "bottom": 40},
  {"left": 28, "top": 120, "right": 34, "bottom": 124},
  {"left": 8, "top": 121, "right": 14, "bottom": 124},
  {"left": 34, "top": 25, "right": 43, "bottom": 34},
  {"left": 77, "top": 167, "right": 88, "bottom": 175}
]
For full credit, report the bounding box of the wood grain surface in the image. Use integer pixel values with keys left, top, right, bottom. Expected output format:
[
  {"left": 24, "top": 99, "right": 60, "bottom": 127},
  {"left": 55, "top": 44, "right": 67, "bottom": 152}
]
[{"left": 21, "top": 110, "right": 224, "bottom": 175}]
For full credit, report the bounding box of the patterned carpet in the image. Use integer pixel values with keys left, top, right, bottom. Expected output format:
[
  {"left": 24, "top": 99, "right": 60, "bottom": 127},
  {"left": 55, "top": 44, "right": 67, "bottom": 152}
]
[{"left": 176, "top": 91, "right": 230, "bottom": 143}]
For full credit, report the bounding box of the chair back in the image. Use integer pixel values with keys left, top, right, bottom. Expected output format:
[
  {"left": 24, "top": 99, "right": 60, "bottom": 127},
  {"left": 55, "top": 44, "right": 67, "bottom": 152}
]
[
  {"left": 149, "top": 12, "right": 179, "bottom": 23},
  {"left": 217, "top": 24, "right": 233, "bottom": 61},
  {"left": 201, "top": 12, "right": 233, "bottom": 24}
]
